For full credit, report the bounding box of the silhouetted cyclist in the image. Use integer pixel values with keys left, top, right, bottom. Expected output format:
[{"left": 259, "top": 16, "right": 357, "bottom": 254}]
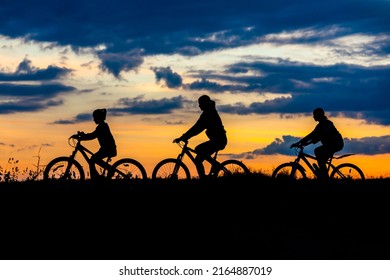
[
  {"left": 291, "top": 107, "right": 344, "bottom": 180},
  {"left": 73, "top": 108, "right": 117, "bottom": 179},
  {"left": 174, "top": 95, "right": 227, "bottom": 179}
]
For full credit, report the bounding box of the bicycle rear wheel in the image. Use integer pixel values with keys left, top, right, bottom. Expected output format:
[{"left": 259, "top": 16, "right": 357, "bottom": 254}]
[
  {"left": 109, "top": 158, "right": 147, "bottom": 180},
  {"left": 215, "top": 160, "right": 250, "bottom": 177},
  {"left": 272, "top": 162, "right": 306, "bottom": 180},
  {"left": 43, "top": 157, "right": 85, "bottom": 180},
  {"left": 330, "top": 163, "right": 365, "bottom": 180},
  {"left": 152, "top": 158, "right": 190, "bottom": 180}
]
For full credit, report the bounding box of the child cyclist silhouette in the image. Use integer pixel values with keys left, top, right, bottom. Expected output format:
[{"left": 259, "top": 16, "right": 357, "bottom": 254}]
[{"left": 72, "top": 109, "right": 117, "bottom": 179}]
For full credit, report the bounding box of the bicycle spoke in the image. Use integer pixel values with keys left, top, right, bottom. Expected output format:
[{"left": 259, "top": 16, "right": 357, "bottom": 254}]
[
  {"left": 216, "top": 160, "right": 249, "bottom": 177},
  {"left": 109, "top": 159, "right": 147, "bottom": 180},
  {"left": 331, "top": 163, "right": 365, "bottom": 180},
  {"left": 152, "top": 159, "right": 190, "bottom": 180},
  {"left": 272, "top": 163, "right": 306, "bottom": 180},
  {"left": 44, "top": 157, "right": 84, "bottom": 180}
]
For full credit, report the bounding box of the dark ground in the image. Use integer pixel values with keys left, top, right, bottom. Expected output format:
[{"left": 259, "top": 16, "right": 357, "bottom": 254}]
[{"left": 1, "top": 176, "right": 390, "bottom": 260}]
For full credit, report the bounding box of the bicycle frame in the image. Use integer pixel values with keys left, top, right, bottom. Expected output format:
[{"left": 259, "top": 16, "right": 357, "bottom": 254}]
[
  {"left": 152, "top": 141, "right": 250, "bottom": 180},
  {"left": 292, "top": 146, "right": 354, "bottom": 178},
  {"left": 174, "top": 141, "right": 221, "bottom": 176},
  {"left": 292, "top": 149, "right": 325, "bottom": 177},
  {"left": 67, "top": 139, "right": 114, "bottom": 176}
]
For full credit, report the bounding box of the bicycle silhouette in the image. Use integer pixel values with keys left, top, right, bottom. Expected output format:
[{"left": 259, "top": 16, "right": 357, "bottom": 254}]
[
  {"left": 44, "top": 132, "right": 147, "bottom": 180},
  {"left": 152, "top": 140, "right": 250, "bottom": 179},
  {"left": 272, "top": 144, "right": 364, "bottom": 180}
]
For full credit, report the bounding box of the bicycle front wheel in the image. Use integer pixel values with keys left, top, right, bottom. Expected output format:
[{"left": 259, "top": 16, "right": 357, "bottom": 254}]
[
  {"left": 272, "top": 163, "right": 306, "bottom": 180},
  {"left": 330, "top": 163, "right": 365, "bottom": 180},
  {"left": 43, "top": 157, "right": 85, "bottom": 180},
  {"left": 215, "top": 160, "right": 250, "bottom": 177},
  {"left": 109, "top": 158, "right": 147, "bottom": 180},
  {"left": 152, "top": 159, "right": 190, "bottom": 180}
]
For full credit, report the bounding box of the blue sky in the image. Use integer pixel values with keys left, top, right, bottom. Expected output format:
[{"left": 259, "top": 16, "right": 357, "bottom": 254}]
[{"left": 0, "top": 0, "right": 389, "bottom": 176}]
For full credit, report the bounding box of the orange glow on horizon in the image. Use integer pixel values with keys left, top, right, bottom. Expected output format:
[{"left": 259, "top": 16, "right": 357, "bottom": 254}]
[{"left": 1, "top": 112, "right": 389, "bottom": 180}]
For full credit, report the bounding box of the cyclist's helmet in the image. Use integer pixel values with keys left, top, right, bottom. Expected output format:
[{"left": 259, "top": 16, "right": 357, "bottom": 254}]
[{"left": 93, "top": 108, "right": 107, "bottom": 122}]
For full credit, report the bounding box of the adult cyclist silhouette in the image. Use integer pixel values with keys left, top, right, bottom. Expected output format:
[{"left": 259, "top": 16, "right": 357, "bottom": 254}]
[
  {"left": 174, "top": 95, "right": 227, "bottom": 179},
  {"left": 291, "top": 107, "right": 344, "bottom": 180}
]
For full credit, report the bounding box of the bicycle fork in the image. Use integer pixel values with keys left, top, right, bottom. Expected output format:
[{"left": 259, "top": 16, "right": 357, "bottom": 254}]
[
  {"left": 290, "top": 158, "right": 303, "bottom": 179},
  {"left": 63, "top": 150, "right": 78, "bottom": 179},
  {"left": 172, "top": 152, "right": 185, "bottom": 179}
]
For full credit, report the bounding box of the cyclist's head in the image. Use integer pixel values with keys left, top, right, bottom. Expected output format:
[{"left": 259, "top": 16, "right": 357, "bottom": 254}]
[
  {"left": 313, "top": 107, "right": 326, "bottom": 121},
  {"left": 93, "top": 108, "right": 107, "bottom": 123},
  {"left": 198, "top": 95, "right": 214, "bottom": 111}
]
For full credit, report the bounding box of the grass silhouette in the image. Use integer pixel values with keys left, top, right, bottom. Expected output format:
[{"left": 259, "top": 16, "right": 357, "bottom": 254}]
[{"left": 0, "top": 175, "right": 389, "bottom": 260}]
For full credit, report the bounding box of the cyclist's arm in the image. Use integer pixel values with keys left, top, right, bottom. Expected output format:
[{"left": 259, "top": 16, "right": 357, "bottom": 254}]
[
  {"left": 299, "top": 129, "right": 318, "bottom": 146},
  {"left": 78, "top": 129, "right": 98, "bottom": 141},
  {"left": 181, "top": 116, "right": 205, "bottom": 140}
]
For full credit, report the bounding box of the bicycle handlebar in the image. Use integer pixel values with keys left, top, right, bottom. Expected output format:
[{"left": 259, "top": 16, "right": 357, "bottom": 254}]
[
  {"left": 173, "top": 139, "right": 188, "bottom": 148},
  {"left": 68, "top": 131, "right": 83, "bottom": 147},
  {"left": 290, "top": 144, "right": 300, "bottom": 149},
  {"left": 290, "top": 143, "right": 304, "bottom": 150}
]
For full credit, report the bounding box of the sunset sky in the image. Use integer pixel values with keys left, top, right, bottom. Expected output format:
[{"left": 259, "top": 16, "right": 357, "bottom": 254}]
[{"left": 0, "top": 0, "right": 389, "bottom": 179}]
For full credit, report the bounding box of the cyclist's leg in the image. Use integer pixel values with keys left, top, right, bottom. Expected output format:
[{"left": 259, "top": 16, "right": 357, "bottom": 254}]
[
  {"left": 209, "top": 137, "right": 227, "bottom": 174},
  {"left": 90, "top": 151, "right": 104, "bottom": 179},
  {"left": 314, "top": 145, "right": 333, "bottom": 179},
  {"left": 194, "top": 141, "right": 216, "bottom": 178},
  {"left": 90, "top": 148, "right": 116, "bottom": 179}
]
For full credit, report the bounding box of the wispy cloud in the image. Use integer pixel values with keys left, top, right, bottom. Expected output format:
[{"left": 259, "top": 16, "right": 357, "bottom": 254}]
[
  {"left": 0, "top": 57, "right": 71, "bottom": 81},
  {"left": 224, "top": 135, "right": 390, "bottom": 159},
  {"left": 53, "top": 95, "right": 187, "bottom": 124},
  {"left": 111, "top": 95, "right": 185, "bottom": 115},
  {"left": 52, "top": 113, "right": 91, "bottom": 124},
  {"left": 0, "top": 58, "right": 75, "bottom": 114}
]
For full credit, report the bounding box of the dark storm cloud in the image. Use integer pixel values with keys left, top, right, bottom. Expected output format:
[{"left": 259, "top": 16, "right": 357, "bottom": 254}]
[
  {"left": 215, "top": 61, "right": 390, "bottom": 125},
  {"left": 0, "top": 83, "right": 74, "bottom": 98},
  {"left": 226, "top": 135, "right": 390, "bottom": 159},
  {"left": 225, "top": 135, "right": 300, "bottom": 159},
  {"left": 343, "top": 136, "right": 390, "bottom": 155},
  {"left": 0, "top": 82, "right": 73, "bottom": 114},
  {"left": 111, "top": 95, "right": 184, "bottom": 115},
  {"left": 151, "top": 67, "right": 263, "bottom": 93},
  {"left": 0, "top": 58, "right": 71, "bottom": 81},
  {"left": 151, "top": 60, "right": 390, "bottom": 125},
  {"left": 0, "top": 0, "right": 388, "bottom": 77},
  {"left": 151, "top": 67, "right": 183, "bottom": 89},
  {"left": 223, "top": 60, "right": 390, "bottom": 101},
  {"left": 98, "top": 50, "right": 144, "bottom": 78},
  {"left": 0, "top": 58, "right": 75, "bottom": 114},
  {"left": 0, "top": 95, "right": 64, "bottom": 114}
]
